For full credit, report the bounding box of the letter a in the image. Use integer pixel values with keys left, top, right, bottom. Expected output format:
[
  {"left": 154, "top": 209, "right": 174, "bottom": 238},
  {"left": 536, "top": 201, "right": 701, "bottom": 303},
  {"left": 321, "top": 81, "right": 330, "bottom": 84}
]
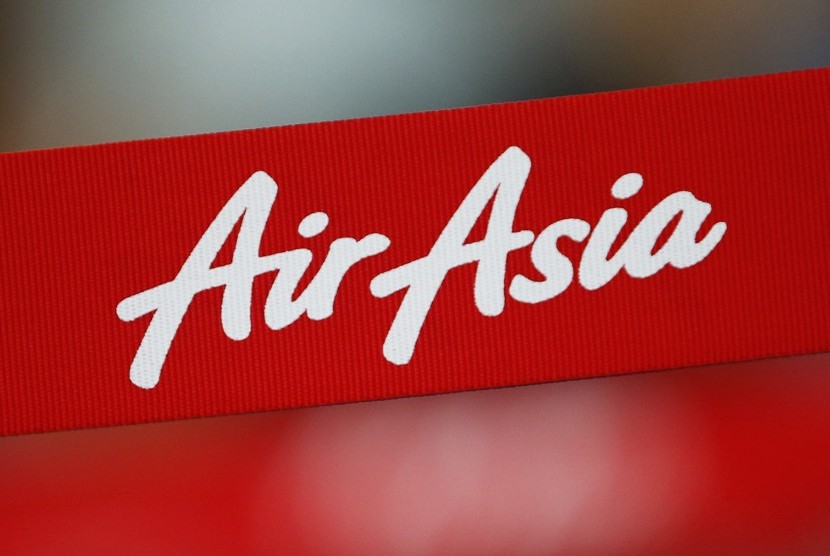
[
  {"left": 370, "top": 147, "right": 535, "bottom": 365},
  {"left": 117, "top": 171, "right": 277, "bottom": 389}
]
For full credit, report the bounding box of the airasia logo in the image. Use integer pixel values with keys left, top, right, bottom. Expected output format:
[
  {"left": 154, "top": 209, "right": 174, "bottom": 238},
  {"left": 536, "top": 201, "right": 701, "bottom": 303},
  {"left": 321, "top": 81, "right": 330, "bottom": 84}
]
[{"left": 117, "top": 147, "right": 726, "bottom": 389}]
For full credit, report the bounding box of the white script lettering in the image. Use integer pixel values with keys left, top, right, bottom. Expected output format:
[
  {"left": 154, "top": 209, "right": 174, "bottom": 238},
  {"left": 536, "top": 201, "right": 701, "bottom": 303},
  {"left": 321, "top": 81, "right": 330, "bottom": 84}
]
[
  {"left": 116, "top": 172, "right": 390, "bottom": 389},
  {"left": 118, "top": 147, "right": 726, "bottom": 388}
]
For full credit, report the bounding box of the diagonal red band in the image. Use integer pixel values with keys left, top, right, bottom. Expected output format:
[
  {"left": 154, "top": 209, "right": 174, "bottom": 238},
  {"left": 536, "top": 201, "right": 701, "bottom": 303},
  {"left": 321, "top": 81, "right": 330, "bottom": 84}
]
[{"left": 2, "top": 68, "right": 829, "bottom": 436}]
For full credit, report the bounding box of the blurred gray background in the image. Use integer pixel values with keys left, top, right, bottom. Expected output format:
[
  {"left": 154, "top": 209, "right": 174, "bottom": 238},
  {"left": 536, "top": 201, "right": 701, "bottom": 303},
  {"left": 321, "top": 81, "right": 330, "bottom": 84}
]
[
  {"left": 2, "top": 4, "right": 830, "bottom": 553},
  {"left": 1, "top": 0, "right": 828, "bottom": 153}
]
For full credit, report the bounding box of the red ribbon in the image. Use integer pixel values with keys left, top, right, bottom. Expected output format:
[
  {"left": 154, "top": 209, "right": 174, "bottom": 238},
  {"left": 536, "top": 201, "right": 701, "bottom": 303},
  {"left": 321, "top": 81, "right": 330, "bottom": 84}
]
[{"left": 2, "top": 68, "right": 829, "bottom": 435}]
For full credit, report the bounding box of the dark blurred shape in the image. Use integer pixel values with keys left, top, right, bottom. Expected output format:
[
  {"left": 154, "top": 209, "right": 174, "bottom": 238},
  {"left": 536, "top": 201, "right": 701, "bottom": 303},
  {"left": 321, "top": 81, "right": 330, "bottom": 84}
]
[
  {"left": 1, "top": 1, "right": 829, "bottom": 152},
  {"left": 1, "top": 2, "right": 829, "bottom": 554}
]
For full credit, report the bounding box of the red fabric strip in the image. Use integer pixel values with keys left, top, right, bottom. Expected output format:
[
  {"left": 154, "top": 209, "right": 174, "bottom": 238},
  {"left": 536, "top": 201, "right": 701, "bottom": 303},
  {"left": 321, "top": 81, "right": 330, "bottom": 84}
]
[{"left": 2, "top": 68, "right": 829, "bottom": 436}]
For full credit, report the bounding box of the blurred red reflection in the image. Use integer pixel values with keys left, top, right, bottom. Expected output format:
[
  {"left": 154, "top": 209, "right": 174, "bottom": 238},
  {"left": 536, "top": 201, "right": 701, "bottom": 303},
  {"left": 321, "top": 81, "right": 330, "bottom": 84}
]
[{"left": 1, "top": 354, "right": 829, "bottom": 554}]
